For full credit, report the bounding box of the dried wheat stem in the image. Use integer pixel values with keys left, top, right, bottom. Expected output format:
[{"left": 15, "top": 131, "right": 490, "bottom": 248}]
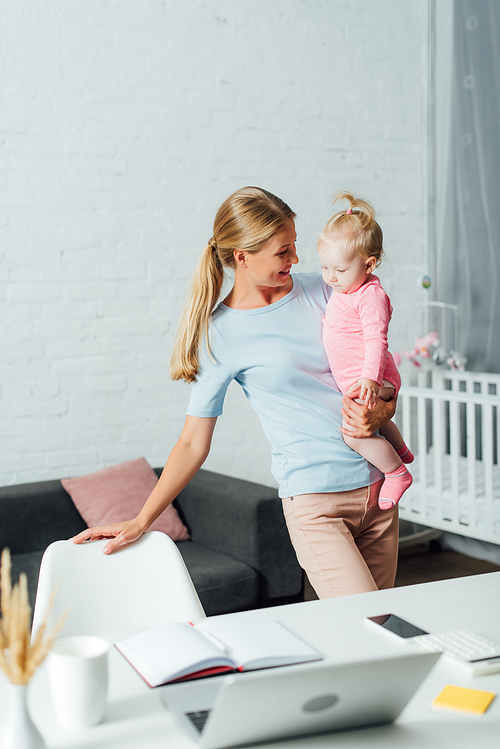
[
  {"left": 0, "top": 547, "right": 12, "bottom": 638},
  {"left": 0, "top": 548, "right": 68, "bottom": 685}
]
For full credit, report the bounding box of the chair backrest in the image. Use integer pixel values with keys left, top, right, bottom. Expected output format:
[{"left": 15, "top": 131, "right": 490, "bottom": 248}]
[{"left": 32, "top": 532, "right": 205, "bottom": 638}]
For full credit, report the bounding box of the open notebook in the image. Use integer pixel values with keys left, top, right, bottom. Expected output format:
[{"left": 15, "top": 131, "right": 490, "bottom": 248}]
[{"left": 116, "top": 615, "right": 321, "bottom": 687}]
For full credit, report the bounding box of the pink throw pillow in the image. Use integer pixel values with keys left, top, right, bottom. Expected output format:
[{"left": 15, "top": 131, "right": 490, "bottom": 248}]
[{"left": 61, "top": 458, "right": 190, "bottom": 541}]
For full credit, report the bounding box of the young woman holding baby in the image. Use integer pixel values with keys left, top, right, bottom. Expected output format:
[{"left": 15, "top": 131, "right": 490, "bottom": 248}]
[{"left": 74, "top": 186, "right": 400, "bottom": 599}]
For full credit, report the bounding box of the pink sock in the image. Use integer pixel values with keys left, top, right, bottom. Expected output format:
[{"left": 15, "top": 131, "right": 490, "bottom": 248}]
[
  {"left": 378, "top": 465, "right": 413, "bottom": 511},
  {"left": 396, "top": 445, "right": 414, "bottom": 464}
]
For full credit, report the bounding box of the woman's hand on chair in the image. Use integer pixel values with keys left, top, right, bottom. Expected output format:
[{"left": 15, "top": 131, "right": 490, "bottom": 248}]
[
  {"left": 341, "top": 393, "right": 396, "bottom": 438},
  {"left": 71, "top": 519, "right": 147, "bottom": 554},
  {"left": 71, "top": 417, "right": 217, "bottom": 555}
]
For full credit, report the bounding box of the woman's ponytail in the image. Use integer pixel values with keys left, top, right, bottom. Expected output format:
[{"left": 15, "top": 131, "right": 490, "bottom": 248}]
[{"left": 170, "top": 242, "right": 224, "bottom": 383}]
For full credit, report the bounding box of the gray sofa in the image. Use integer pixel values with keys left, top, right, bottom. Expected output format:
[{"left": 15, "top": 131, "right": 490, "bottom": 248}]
[{"left": 0, "top": 468, "right": 304, "bottom": 617}]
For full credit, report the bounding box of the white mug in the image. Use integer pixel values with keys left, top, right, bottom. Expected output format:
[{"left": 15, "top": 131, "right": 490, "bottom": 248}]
[{"left": 46, "top": 636, "right": 109, "bottom": 729}]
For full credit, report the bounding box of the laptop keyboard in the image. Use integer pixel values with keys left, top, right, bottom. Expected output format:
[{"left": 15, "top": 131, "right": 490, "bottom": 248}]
[{"left": 186, "top": 710, "right": 211, "bottom": 733}]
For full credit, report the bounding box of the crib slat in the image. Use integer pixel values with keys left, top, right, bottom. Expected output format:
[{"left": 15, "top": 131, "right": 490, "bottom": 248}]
[
  {"left": 431, "top": 369, "right": 444, "bottom": 522},
  {"left": 399, "top": 391, "right": 412, "bottom": 512},
  {"left": 417, "top": 371, "right": 428, "bottom": 518},
  {"left": 491, "top": 378, "right": 500, "bottom": 493},
  {"left": 401, "top": 392, "right": 412, "bottom": 458},
  {"left": 496, "top": 394, "right": 500, "bottom": 496},
  {"left": 483, "top": 402, "right": 494, "bottom": 532},
  {"left": 449, "top": 383, "right": 460, "bottom": 526},
  {"left": 465, "top": 378, "right": 476, "bottom": 531}
]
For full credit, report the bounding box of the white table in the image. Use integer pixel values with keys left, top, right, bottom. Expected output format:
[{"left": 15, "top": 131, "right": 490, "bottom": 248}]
[{"left": 2, "top": 572, "right": 500, "bottom": 748}]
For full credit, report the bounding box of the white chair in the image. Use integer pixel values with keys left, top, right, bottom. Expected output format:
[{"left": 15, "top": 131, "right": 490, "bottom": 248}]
[{"left": 32, "top": 531, "right": 206, "bottom": 638}]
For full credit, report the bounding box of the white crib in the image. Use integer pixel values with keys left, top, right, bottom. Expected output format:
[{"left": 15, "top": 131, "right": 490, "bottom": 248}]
[{"left": 396, "top": 369, "right": 500, "bottom": 546}]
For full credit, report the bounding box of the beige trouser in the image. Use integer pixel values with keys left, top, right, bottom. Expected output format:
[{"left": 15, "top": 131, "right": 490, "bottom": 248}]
[{"left": 282, "top": 480, "right": 398, "bottom": 599}]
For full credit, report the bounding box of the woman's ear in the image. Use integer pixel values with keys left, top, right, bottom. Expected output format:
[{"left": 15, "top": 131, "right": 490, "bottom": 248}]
[
  {"left": 233, "top": 249, "right": 247, "bottom": 268},
  {"left": 365, "top": 256, "right": 377, "bottom": 274}
]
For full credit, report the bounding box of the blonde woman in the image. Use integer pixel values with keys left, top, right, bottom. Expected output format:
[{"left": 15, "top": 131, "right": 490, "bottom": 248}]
[{"left": 73, "top": 187, "right": 398, "bottom": 599}]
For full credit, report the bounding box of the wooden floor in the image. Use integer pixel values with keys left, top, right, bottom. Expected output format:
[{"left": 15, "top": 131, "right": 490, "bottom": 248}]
[
  {"left": 395, "top": 543, "right": 500, "bottom": 587},
  {"left": 303, "top": 543, "right": 500, "bottom": 601}
]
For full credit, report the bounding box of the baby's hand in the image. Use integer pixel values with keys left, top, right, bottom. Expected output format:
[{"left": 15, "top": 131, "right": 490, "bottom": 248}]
[{"left": 346, "top": 379, "right": 380, "bottom": 409}]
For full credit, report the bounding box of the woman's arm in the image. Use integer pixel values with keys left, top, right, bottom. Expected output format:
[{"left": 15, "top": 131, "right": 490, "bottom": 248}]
[
  {"left": 72, "top": 415, "right": 217, "bottom": 554},
  {"left": 340, "top": 394, "right": 396, "bottom": 438}
]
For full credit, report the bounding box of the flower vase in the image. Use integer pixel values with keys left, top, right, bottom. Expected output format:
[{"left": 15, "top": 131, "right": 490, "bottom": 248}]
[{"left": 2, "top": 683, "right": 46, "bottom": 749}]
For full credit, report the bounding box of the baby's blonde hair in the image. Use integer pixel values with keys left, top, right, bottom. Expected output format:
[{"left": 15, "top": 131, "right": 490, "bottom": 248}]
[
  {"left": 319, "top": 191, "right": 384, "bottom": 265},
  {"left": 170, "top": 187, "right": 296, "bottom": 383}
]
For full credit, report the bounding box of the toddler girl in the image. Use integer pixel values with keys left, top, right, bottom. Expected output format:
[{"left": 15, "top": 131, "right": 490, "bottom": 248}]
[{"left": 318, "top": 192, "right": 413, "bottom": 510}]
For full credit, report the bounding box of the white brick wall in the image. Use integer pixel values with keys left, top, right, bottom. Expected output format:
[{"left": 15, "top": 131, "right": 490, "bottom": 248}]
[{"left": 1, "top": 0, "right": 430, "bottom": 487}]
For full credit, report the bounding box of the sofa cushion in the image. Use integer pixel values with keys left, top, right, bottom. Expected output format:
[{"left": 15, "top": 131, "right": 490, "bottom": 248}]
[
  {"left": 61, "top": 458, "right": 189, "bottom": 542},
  {"left": 176, "top": 541, "right": 259, "bottom": 616},
  {"left": 172, "top": 469, "right": 303, "bottom": 601}
]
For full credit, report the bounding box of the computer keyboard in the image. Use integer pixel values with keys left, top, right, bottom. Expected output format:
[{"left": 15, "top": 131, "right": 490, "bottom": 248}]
[
  {"left": 186, "top": 710, "right": 210, "bottom": 734},
  {"left": 416, "top": 629, "right": 500, "bottom": 662}
]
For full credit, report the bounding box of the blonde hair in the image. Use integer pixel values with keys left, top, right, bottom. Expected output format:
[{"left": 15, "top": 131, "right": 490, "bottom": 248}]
[
  {"left": 170, "top": 186, "right": 296, "bottom": 383},
  {"left": 319, "top": 191, "right": 384, "bottom": 265}
]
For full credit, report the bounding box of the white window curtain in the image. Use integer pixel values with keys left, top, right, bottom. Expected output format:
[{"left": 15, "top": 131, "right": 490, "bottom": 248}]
[{"left": 437, "top": 0, "right": 500, "bottom": 374}]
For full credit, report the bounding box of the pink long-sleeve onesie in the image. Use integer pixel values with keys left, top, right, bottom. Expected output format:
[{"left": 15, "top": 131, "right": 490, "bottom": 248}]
[{"left": 322, "top": 274, "right": 401, "bottom": 396}]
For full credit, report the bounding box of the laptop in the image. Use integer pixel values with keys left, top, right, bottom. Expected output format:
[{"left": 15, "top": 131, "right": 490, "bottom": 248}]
[{"left": 160, "top": 650, "right": 440, "bottom": 748}]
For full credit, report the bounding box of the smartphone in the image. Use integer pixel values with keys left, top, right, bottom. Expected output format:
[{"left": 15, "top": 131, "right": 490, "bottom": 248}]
[{"left": 366, "top": 614, "right": 429, "bottom": 639}]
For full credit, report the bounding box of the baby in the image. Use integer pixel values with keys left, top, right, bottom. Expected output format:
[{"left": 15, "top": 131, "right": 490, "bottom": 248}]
[{"left": 318, "top": 192, "right": 413, "bottom": 510}]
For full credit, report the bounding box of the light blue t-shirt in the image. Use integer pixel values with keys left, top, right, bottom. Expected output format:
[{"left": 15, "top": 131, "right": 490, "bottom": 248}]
[{"left": 187, "top": 272, "right": 381, "bottom": 498}]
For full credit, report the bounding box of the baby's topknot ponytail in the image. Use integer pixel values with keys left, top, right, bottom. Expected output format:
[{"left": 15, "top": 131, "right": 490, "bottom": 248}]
[{"left": 319, "top": 191, "right": 384, "bottom": 265}]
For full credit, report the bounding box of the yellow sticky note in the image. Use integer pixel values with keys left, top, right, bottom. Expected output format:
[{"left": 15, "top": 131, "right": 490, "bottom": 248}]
[{"left": 432, "top": 684, "right": 495, "bottom": 715}]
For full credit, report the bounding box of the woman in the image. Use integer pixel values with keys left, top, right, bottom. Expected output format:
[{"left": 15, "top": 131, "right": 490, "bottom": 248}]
[{"left": 73, "top": 187, "right": 398, "bottom": 598}]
